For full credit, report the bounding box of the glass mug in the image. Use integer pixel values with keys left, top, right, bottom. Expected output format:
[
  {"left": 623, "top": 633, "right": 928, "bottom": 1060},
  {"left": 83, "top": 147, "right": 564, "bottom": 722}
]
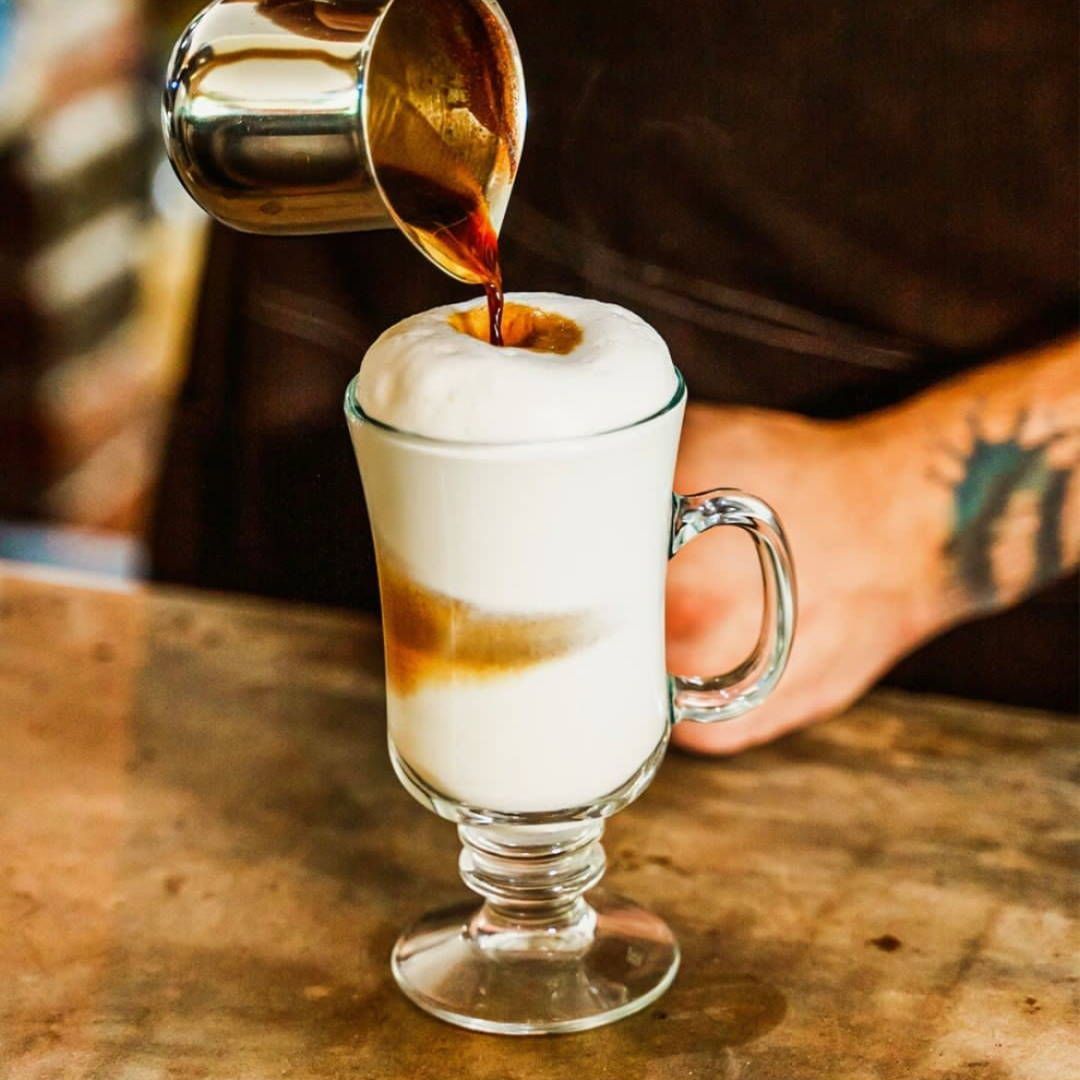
[{"left": 345, "top": 369, "right": 795, "bottom": 1034}]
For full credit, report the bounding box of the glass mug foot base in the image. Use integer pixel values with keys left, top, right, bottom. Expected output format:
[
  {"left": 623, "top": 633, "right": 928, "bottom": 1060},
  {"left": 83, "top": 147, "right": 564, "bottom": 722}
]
[{"left": 391, "top": 891, "right": 679, "bottom": 1035}]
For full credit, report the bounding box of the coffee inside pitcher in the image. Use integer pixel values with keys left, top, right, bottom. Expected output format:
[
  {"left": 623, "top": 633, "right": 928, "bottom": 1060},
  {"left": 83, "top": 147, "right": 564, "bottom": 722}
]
[{"left": 365, "top": 0, "right": 519, "bottom": 343}]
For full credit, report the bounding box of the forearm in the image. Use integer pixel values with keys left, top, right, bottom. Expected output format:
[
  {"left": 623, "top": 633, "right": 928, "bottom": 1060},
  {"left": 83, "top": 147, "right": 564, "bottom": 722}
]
[{"left": 858, "top": 335, "right": 1080, "bottom": 643}]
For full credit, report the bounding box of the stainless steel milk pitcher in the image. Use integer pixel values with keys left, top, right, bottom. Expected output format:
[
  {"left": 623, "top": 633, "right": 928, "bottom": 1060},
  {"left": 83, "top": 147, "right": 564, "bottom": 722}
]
[{"left": 163, "top": 0, "right": 525, "bottom": 279}]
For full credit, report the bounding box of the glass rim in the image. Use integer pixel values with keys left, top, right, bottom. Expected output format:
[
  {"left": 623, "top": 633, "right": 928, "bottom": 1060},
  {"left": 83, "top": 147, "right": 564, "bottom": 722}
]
[{"left": 344, "top": 367, "right": 686, "bottom": 449}]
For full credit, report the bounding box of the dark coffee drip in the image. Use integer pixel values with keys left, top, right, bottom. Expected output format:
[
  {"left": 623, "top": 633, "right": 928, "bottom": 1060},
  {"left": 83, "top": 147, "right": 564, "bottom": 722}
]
[
  {"left": 374, "top": 165, "right": 505, "bottom": 346},
  {"left": 484, "top": 283, "right": 505, "bottom": 347}
]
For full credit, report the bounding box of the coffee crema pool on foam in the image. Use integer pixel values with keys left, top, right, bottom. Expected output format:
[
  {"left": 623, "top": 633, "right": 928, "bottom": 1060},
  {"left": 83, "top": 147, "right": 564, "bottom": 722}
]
[{"left": 351, "top": 292, "right": 682, "bottom": 812}]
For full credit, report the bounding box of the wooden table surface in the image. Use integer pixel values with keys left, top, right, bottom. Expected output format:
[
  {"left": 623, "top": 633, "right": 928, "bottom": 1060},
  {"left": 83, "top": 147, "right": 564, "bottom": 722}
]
[{"left": 1, "top": 564, "right": 1076, "bottom": 1079}]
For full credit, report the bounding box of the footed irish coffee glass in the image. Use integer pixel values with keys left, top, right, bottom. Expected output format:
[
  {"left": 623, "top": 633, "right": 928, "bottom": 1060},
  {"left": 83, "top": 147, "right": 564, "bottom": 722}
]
[{"left": 345, "top": 370, "right": 795, "bottom": 1034}]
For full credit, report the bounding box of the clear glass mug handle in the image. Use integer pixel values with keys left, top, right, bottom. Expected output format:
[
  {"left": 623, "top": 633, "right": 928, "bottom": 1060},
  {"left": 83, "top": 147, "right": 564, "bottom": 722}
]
[{"left": 669, "top": 489, "right": 796, "bottom": 723}]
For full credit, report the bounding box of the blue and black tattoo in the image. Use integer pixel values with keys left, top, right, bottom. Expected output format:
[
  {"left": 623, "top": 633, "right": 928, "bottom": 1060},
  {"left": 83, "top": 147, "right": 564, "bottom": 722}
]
[{"left": 933, "top": 410, "right": 1077, "bottom": 609}]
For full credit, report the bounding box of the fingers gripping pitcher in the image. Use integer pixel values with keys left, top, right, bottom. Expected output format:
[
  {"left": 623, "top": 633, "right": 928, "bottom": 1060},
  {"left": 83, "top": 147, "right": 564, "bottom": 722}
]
[{"left": 164, "top": 0, "right": 796, "bottom": 1036}]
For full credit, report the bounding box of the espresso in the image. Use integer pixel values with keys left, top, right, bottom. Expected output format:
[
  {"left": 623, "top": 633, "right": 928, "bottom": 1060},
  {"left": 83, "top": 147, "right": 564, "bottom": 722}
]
[
  {"left": 485, "top": 281, "right": 506, "bottom": 348},
  {"left": 374, "top": 166, "right": 506, "bottom": 345}
]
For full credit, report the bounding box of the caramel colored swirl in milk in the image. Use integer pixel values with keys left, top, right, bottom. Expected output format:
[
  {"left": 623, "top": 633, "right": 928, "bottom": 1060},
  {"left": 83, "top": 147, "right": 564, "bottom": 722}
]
[{"left": 376, "top": 546, "right": 602, "bottom": 695}]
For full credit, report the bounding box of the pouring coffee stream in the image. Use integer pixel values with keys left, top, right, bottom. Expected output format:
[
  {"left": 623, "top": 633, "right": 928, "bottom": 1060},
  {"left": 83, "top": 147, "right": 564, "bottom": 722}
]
[{"left": 373, "top": 165, "right": 506, "bottom": 345}]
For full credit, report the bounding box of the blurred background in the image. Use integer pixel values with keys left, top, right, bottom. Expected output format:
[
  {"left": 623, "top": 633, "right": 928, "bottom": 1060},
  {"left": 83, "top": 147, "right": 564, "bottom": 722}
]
[{"left": 0, "top": 0, "right": 202, "bottom": 574}]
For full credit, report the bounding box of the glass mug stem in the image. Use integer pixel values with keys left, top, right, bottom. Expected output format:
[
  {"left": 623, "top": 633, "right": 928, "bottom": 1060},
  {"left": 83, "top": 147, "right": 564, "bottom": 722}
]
[{"left": 455, "top": 823, "right": 609, "bottom": 965}]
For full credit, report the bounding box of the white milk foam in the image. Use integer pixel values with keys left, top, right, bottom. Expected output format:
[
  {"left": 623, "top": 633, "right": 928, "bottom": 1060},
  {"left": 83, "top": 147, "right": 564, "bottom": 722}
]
[{"left": 356, "top": 292, "right": 678, "bottom": 441}]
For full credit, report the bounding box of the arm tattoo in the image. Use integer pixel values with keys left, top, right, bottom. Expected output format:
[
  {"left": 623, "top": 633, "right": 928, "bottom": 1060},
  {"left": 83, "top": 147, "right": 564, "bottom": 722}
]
[{"left": 931, "top": 410, "right": 1078, "bottom": 611}]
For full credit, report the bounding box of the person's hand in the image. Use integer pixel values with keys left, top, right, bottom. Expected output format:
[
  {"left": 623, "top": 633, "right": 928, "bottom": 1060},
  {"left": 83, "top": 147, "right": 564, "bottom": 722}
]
[{"left": 667, "top": 401, "right": 942, "bottom": 755}]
